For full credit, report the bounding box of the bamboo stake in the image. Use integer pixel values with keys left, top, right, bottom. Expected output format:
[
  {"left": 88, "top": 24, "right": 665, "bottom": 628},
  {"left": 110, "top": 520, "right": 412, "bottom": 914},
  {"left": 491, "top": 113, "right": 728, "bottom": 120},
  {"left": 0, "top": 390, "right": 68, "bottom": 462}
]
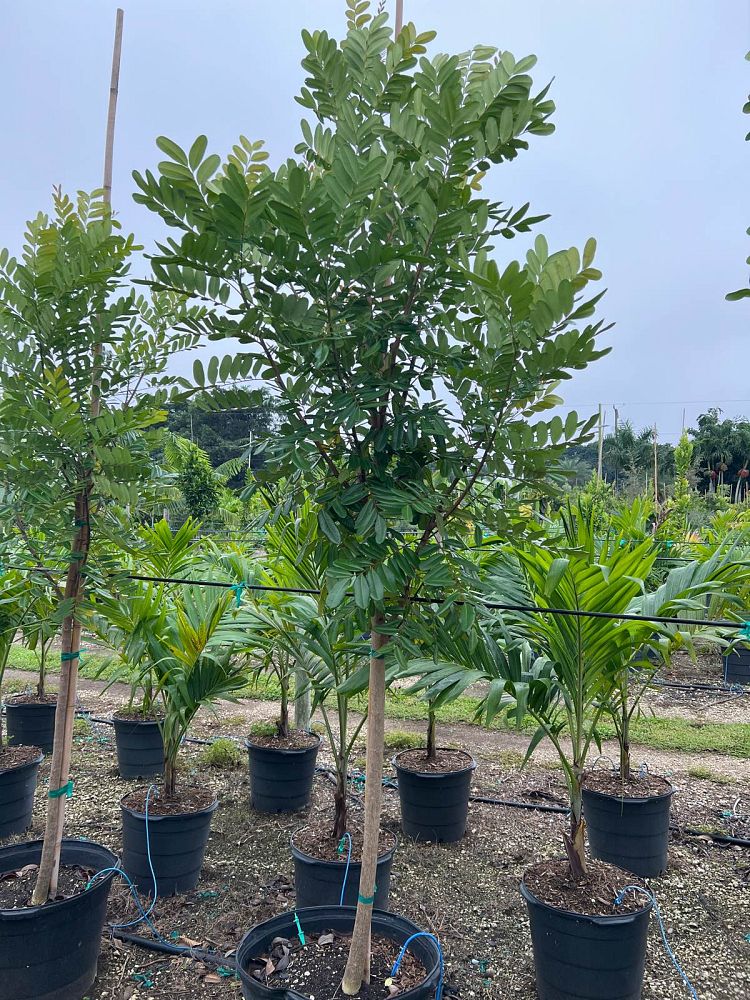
[
  {"left": 395, "top": 0, "right": 404, "bottom": 34},
  {"left": 31, "top": 8, "right": 124, "bottom": 905}
]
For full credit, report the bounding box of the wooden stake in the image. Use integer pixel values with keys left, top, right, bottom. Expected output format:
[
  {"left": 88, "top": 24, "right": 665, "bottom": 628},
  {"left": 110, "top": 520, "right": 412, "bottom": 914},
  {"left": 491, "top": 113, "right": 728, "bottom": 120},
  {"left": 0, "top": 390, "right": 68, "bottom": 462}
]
[
  {"left": 341, "top": 617, "right": 387, "bottom": 994},
  {"left": 103, "top": 9, "right": 124, "bottom": 207},
  {"left": 395, "top": 0, "right": 404, "bottom": 34}
]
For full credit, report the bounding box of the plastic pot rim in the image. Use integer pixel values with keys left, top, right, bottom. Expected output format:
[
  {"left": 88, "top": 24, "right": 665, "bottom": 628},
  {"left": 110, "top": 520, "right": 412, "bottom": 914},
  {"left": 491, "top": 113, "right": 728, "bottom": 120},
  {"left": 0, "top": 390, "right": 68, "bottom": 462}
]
[
  {"left": 290, "top": 828, "right": 398, "bottom": 868},
  {"left": 120, "top": 792, "right": 219, "bottom": 822},
  {"left": 3, "top": 697, "right": 58, "bottom": 708},
  {"left": 392, "top": 746, "right": 477, "bottom": 778},
  {"left": 582, "top": 782, "right": 674, "bottom": 807},
  {"left": 111, "top": 713, "right": 164, "bottom": 726},
  {"left": 519, "top": 877, "right": 652, "bottom": 926},
  {"left": 236, "top": 904, "right": 442, "bottom": 999},
  {"left": 0, "top": 749, "right": 44, "bottom": 777},
  {"left": 244, "top": 732, "right": 321, "bottom": 756},
  {"left": 0, "top": 838, "right": 118, "bottom": 921}
]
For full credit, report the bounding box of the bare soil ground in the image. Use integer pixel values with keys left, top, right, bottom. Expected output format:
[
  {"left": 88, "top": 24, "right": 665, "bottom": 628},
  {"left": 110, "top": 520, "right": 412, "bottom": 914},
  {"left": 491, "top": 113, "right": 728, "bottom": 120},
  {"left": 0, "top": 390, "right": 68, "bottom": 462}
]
[{"left": 1, "top": 676, "right": 748, "bottom": 1000}]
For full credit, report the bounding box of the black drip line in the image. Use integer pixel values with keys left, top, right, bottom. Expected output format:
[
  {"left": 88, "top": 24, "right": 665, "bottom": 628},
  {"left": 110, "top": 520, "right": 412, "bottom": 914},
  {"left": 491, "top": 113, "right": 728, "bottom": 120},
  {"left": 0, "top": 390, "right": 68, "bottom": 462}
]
[{"left": 2, "top": 563, "right": 747, "bottom": 632}]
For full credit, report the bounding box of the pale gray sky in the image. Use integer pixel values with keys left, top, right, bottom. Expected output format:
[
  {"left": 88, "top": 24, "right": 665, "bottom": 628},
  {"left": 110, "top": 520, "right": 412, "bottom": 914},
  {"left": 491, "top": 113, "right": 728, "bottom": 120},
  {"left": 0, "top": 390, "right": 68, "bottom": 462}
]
[{"left": 2, "top": 1, "right": 748, "bottom": 441}]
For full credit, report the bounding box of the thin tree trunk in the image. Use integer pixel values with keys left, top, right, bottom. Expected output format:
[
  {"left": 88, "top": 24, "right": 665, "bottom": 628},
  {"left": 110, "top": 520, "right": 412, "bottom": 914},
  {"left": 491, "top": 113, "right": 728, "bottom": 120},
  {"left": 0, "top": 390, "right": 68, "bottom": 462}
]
[
  {"left": 426, "top": 707, "right": 437, "bottom": 760},
  {"left": 293, "top": 661, "right": 311, "bottom": 732},
  {"left": 620, "top": 710, "right": 631, "bottom": 782},
  {"left": 563, "top": 774, "right": 587, "bottom": 881},
  {"left": 333, "top": 764, "right": 348, "bottom": 842},
  {"left": 31, "top": 495, "right": 89, "bottom": 904},
  {"left": 279, "top": 671, "right": 289, "bottom": 739},
  {"left": 341, "top": 615, "right": 386, "bottom": 995},
  {"left": 37, "top": 642, "right": 47, "bottom": 699},
  {"left": 164, "top": 753, "right": 177, "bottom": 798}
]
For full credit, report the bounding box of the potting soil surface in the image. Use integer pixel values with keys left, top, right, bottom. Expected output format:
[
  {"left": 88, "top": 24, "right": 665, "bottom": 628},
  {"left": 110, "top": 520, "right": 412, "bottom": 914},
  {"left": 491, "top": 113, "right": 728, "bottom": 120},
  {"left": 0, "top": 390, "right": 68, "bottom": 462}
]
[
  {"left": 0, "top": 863, "right": 93, "bottom": 909},
  {"left": 523, "top": 858, "right": 646, "bottom": 915},
  {"left": 122, "top": 786, "right": 216, "bottom": 815},
  {"left": 396, "top": 748, "right": 473, "bottom": 773},
  {"left": 2, "top": 681, "right": 749, "bottom": 1000},
  {"left": 246, "top": 728, "right": 319, "bottom": 750},
  {"left": 584, "top": 769, "right": 672, "bottom": 797},
  {"left": 250, "top": 930, "right": 425, "bottom": 998},
  {"left": 292, "top": 819, "right": 396, "bottom": 862},
  {"left": 0, "top": 744, "right": 42, "bottom": 770}
]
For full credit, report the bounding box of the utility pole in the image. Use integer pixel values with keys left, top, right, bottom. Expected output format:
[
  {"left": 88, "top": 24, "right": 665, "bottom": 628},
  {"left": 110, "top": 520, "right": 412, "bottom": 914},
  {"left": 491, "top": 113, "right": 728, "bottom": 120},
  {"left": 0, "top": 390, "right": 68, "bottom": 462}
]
[
  {"left": 613, "top": 406, "right": 619, "bottom": 488},
  {"left": 653, "top": 424, "right": 659, "bottom": 505},
  {"left": 597, "top": 404, "right": 604, "bottom": 479}
]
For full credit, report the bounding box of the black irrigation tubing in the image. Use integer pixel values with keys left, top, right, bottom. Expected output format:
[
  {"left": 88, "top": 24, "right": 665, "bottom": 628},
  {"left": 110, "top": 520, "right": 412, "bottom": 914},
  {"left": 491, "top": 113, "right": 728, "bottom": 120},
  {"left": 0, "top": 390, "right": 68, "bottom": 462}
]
[
  {"left": 110, "top": 929, "right": 236, "bottom": 967},
  {"left": 4, "top": 561, "right": 749, "bottom": 632}
]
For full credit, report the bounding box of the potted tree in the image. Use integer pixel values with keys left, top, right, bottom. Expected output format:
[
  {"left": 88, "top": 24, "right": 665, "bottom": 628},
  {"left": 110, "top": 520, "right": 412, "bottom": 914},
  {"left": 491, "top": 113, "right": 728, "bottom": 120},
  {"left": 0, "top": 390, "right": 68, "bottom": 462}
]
[
  {"left": 5, "top": 575, "right": 59, "bottom": 755},
  {"left": 120, "top": 587, "right": 250, "bottom": 895},
  {"left": 93, "top": 518, "right": 204, "bottom": 778},
  {"left": 0, "top": 190, "right": 192, "bottom": 1000},
  {"left": 0, "top": 569, "right": 45, "bottom": 839},
  {"left": 136, "top": 2, "right": 610, "bottom": 992}
]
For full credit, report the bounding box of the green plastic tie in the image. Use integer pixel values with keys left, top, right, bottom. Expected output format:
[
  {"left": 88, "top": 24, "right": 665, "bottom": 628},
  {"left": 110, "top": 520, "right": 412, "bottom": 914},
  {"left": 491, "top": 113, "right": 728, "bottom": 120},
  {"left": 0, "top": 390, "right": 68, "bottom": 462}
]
[
  {"left": 370, "top": 647, "right": 382, "bottom": 659},
  {"left": 74, "top": 520, "right": 89, "bottom": 527},
  {"left": 48, "top": 780, "right": 74, "bottom": 799},
  {"left": 231, "top": 582, "right": 246, "bottom": 608},
  {"left": 739, "top": 622, "right": 750, "bottom": 640},
  {"left": 293, "top": 912, "right": 306, "bottom": 945},
  {"left": 70, "top": 551, "right": 85, "bottom": 561},
  {"left": 337, "top": 836, "right": 347, "bottom": 854},
  {"left": 358, "top": 893, "right": 375, "bottom": 906},
  {"left": 665, "top": 540, "right": 673, "bottom": 549},
  {"left": 60, "top": 650, "right": 81, "bottom": 662}
]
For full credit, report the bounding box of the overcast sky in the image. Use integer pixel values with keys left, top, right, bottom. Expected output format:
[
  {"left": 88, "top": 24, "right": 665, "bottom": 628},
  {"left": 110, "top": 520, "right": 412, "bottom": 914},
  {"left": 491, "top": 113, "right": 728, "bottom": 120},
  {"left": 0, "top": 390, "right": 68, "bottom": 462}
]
[{"left": 2, "top": 1, "right": 748, "bottom": 442}]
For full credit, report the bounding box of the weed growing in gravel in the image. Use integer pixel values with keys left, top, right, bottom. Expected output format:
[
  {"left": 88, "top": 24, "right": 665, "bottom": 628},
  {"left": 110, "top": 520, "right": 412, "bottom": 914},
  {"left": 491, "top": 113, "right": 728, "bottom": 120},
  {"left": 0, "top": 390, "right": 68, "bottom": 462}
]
[{"left": 199, "top": 738, "right": 242, "bottom": 769}]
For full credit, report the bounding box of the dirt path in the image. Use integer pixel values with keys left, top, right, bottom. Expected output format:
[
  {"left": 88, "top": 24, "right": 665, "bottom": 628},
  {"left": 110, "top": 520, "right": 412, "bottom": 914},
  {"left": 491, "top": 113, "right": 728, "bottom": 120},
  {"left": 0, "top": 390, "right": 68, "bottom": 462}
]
[{"left": 6, "top": 668, "right": 748, "bottom": 781}]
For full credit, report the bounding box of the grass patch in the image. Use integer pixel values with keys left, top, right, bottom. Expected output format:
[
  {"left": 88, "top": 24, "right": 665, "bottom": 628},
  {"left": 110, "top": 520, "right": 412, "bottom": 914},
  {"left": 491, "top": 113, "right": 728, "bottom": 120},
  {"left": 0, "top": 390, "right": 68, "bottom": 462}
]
[
  {"left": 249, "top": 720, "right": 277, "bottom": 739},
  {"left": 73, "top": 717, "right": 93, "bottom": 738},
  {"left": 198, "top": 738, "right": 243, "bottom": 769},
  {"left": 687, "top": 765, "right": 735, "bottom": 784},
  {"left": 383, "top": 729, "right": 424, "bottom": 751}
]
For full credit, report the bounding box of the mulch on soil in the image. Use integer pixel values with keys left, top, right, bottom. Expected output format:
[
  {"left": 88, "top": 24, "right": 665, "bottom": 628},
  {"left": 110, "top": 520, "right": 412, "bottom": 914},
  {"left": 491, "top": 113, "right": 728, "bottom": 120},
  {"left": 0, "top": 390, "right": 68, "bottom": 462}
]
[
  {"left": 246, "top": 729, "right": 319, "bottom": 750},
  {"left": 395, "top": 747, "right": 474, "bottom": 773},
  {"left": 122, "top": 786, "right": 216, "bottom": 816},
  {"left": 112, "top": 708, "right": 163, "bottom": 722},
  {"left": 6, "top": 693, "right": 57, "bottom": 705},
  {"left": 250, "top": 930, "right": 426, "bottom": 998},
  {"left": 0, "top": 863, "right": 92, "bottom": 909},
  {"left": 292, "top": 819, "right": 397, "bottom": 863},
  {"left": 584, "top": 769, "right": 672, "bottom": 798},
  {"left": 523, "top": 858, "right": 647, "bottom": 915},
  {"left": 0, "top": 744, "right": 42, "bottom": 771}
]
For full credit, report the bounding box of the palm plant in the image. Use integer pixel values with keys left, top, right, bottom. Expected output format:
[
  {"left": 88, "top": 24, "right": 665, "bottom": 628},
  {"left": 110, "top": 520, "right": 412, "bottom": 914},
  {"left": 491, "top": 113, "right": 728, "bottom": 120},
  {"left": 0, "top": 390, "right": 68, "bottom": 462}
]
[{"left": 142, "top": 588, "right": 250, "bottom": 798}]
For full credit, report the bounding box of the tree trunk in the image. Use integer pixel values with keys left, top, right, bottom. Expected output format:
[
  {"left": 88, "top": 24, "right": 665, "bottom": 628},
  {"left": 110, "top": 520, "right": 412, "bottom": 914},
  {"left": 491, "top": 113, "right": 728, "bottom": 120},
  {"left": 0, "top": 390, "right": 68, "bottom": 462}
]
[
  {"left": 31, "top": 495, "right": 89, "bottom": 904},
  {"left": 620, "top": 710, "right": 631, "bottom": 782},
  {"left": 293, "top": 661, "right": 311, "bottom": 732},
  {"left": 164, "top": 752, "right": 177, "bottom": 798},
  {"left": 278, "top": 672, "right": 289, "bottom": 739},
  {"left": 426, "top": 708, "right": 437, "bottom": 760},
  {"left": 341, "top": 615, "right": 386, "bottom": 995},
  {"left": 563, "top": 774, "right": 587, "bottom": 881},
  {"left": 333, "top": 763, "right": 348, "bottom": 842},
  {"left": 37, "top": 642, "right": 47, "bottom": 699}
]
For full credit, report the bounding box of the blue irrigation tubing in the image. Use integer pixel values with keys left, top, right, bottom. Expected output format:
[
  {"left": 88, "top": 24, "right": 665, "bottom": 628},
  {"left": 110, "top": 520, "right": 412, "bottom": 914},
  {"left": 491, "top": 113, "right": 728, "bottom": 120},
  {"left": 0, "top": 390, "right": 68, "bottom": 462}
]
[
  {"left": 338, "top": 832, "right": 353, "bottom": 906},
  {"left": 614, "top": 886, "right": 699, "bottom": 1000},
  {"left": 391, "top": 931, "right": 444, "bottom": 1000}
]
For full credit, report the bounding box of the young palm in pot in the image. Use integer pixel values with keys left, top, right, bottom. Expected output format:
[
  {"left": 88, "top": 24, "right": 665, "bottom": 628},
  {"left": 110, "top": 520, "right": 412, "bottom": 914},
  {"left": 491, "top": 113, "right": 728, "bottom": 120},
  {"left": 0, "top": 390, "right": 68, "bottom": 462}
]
[{"left": 120, "top": 587, "right": 250, "bottom": 895}]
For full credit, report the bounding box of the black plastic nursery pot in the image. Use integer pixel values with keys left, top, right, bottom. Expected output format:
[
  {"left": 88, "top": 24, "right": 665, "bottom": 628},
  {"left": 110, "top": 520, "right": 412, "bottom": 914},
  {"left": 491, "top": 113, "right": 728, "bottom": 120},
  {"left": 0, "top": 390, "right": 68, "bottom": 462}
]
[
  {"left": 112, "top": 715, "right": 164, "bottom": 779},
  {"left": 246, "top": 734, "right": 320, "bottom": 813},
  {"left": 393, "top": 748, "right": 476, "bottom": 843},
  {"left": 0, "top": 750, "right": 43, "bottom": 840},
  {"left": 291, "top": 833, "right": 397, "bottom": 909},
  {"left": 237, "top": 905, "right": 442, "bottom": 1000},
  {"left": 582, "top": 783, "right": 674, "bottom": 878},
  {"left": 5, "top": 699, "right": 57, "bottom": 754},
  {"left": 520, "top": 880, "right": 652, "bottom": 1000},
  {"left": 724, "top": 646, "right": 750, "bottom": 684},
  {"left": 0, "top": 838, "right": 118, "bottom": 1000},
  {"left": 120, "top": 794, "right": 218, "bottom": 896}
]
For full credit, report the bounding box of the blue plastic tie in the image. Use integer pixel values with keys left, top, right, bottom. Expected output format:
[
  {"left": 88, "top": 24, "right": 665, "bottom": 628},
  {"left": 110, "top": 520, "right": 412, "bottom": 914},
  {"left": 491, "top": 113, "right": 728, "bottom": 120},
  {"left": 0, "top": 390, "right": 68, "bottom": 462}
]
[
  {"left": 391, "top": 932, "right": 444, "bottom": 1000},
  {"left": 739, "top": 622, "right": 750, "bottom": 640},
  {"left": 614, "top": 886, "right": 698, "bottom": 999},
  {"left": 338, "top": 833, "right": 353, "bottom": 906}
]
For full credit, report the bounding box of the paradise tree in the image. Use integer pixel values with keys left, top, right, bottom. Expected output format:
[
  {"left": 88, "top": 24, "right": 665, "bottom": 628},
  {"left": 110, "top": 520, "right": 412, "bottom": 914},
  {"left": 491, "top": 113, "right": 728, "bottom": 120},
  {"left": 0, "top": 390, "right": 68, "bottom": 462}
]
[
  {"left": 0, "top": 190, "right": 200, "bottom": 903},
  {"left": 134, "top": 5, "right": 611, "bottom": 990}
]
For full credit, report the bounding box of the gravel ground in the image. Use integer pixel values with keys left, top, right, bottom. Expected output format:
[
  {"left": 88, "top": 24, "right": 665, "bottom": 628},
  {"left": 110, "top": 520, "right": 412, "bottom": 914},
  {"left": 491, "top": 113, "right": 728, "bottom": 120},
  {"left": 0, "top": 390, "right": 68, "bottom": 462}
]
[{"left": 1, "top": 697, "right": 749, "bottom": 1000}]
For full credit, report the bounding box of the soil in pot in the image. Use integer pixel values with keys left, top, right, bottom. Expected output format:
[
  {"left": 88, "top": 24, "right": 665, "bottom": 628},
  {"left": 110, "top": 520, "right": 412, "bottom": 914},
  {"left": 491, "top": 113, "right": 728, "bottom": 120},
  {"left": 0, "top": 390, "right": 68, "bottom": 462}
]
[
  {"left": 5, "top": 695, "right": 57, "bottom": 754},
  {"left": 120, "top": 786, "right": 218, "bottom": 896},
  {"left": 394, "top": 747, "right": 476, "bottom": 843},
  {"left": 521, "top": 858, "right": 652, "bottom": 1000},
  {"left": 291, "top": 820, "right": 397, "bottom": 909},
  {"left": 0, "top": 838, "right": 118, "bottom": 1000},
  {"left": 246, "top": 730, "right": 320, "bottom": 813},
  {"left": 583, "top": 770, "right": 673, "bottom": 878},
  {"left": 0, "top": 745, "right": 43, "bottom": 839},
  {"left": 252, "top": 929, "right": 425, "bottom": 998},
  {"left": 112, "top": 709, "right": 164, "bottom": 779}
]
